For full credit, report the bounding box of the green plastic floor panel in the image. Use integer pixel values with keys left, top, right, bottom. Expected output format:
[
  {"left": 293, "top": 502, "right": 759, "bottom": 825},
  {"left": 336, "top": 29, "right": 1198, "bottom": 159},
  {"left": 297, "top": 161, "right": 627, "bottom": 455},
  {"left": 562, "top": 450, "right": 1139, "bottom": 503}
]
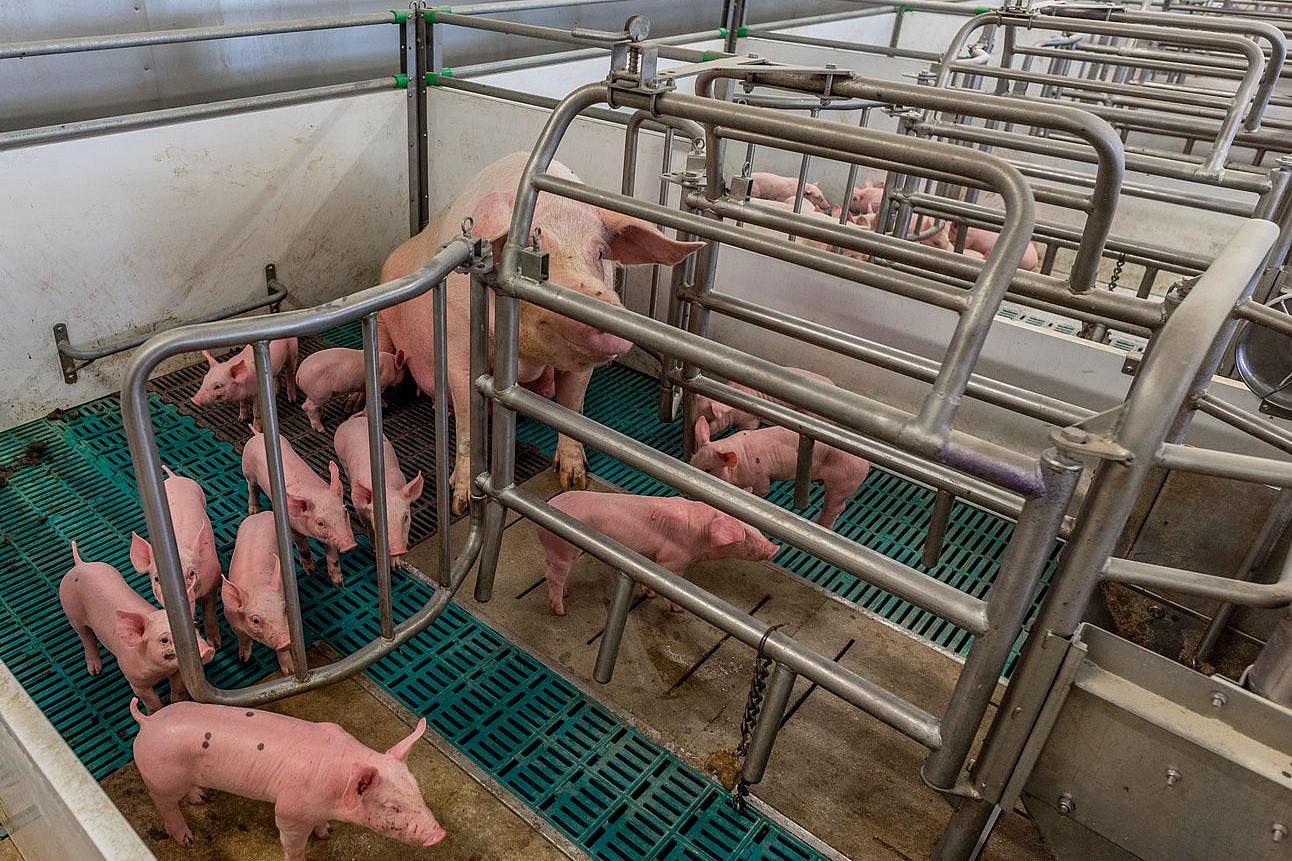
[
  {"left": 0, "top": 394, "right": 828, "bottom": 860},
  {"left": 516, "top": 364, "right": 1064, "bottom": 679}
]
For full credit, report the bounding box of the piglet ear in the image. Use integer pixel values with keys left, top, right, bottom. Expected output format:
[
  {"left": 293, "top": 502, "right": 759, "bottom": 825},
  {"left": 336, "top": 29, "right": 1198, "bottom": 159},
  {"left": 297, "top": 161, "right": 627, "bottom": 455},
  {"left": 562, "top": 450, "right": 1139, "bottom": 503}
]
[
  {"left": 328, "top": 461, "right": 344, "bottom": 497},
  {"left": 129, "top": 532, "right": 153, "bottom": 573},
  {"left": 599, "top": 210, "right": 706, "bottom": 266},
  {"left": 115, "top": 610, "right": 149, "bottom": 647},
  {"left": 228, "top": 358, "right": 250, "bottom": 381},
  {"left": 269, "top": 556, "right": 283, "bottom": 593},
  {"left": 352, "top": 483, "right": 373, "bottom": 510},
  {"left": 394, "top": 349, "right": 407, "bottom": 372},
  {"left": 202, "top": 350, "right": 219, "bottom": 369},
  {"left": 221, "top": 577, "right": 245, "bottom": 613},
  {"left": 343, "top": 764, "right": 381, "bottom": 810},
  {"left": 721, "top": 451, "right": 739, "bottom": 468},
  {"left": 693, "top": 416, "right": 711, "bottom": 448},
  {"left": 403, "top": 472, "right": 425, "bottom": 503},
  {"left": 287, "top": 494, "right": 312, "bottom": 518},
  {"left": 709, "top": 516, "right": 745, "bottom": 547},
  {"left": 387, "top": 717, "right": 427, "bottom": 762}
]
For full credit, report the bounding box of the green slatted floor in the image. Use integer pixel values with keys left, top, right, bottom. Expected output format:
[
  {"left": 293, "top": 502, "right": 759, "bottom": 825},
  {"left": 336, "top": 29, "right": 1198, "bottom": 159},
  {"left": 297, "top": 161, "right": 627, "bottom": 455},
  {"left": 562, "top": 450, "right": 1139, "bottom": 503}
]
[
  {"left": 515, "top": 363, "right": 1064, "bottom": 679},
  {"left": 0, "top": 386, "right": 828, "bottom": 859}
]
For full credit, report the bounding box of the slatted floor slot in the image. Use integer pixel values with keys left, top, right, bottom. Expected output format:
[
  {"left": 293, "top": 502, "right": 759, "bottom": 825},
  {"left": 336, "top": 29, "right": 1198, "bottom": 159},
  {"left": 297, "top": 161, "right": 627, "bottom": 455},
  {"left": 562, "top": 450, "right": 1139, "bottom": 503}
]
[{"left": 515, "top": 363, "right": 1064, "bottom": 679}]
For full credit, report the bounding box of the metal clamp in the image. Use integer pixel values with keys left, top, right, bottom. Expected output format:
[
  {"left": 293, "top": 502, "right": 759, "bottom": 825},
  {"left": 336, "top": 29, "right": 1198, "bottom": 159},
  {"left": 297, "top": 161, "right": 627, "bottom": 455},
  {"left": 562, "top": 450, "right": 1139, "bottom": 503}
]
[{"left": 1050, "top": 408, "right": 1135, "bottom": 463}]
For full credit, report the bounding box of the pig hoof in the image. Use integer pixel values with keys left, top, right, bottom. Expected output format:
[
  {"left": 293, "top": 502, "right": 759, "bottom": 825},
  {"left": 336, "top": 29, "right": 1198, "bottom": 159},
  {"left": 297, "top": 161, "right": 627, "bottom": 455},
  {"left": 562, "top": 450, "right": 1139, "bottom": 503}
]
[
  {"left": 328, "top": 573, "right": 344, "bottom": 588},
  {"left": 238, "top": 647, "right": 252, "bottom": 663},
  {"left": 551, "top": 603, "right": 566, "bottom": 616},
  {"left": 314, "top": 823, "right": 332, "bottom": 840},
  {"left": 86, "top": 660, "right": 102, "bottom": 675},
  {"left": 169, "top": 826, "right": 194, "bottom": 846},
  {"left": 451, "top": 494, "right": 470, "bottom": 516},
  {"left": 186, "top": 788, "right": 207, "bottom": 805}
]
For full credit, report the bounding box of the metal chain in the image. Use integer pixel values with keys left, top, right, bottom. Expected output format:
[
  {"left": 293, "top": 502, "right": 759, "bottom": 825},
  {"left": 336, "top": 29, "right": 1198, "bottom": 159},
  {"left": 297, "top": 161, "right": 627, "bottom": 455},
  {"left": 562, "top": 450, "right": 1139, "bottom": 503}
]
[
  {"left": 1107, "top": 251, "right": 1126, "bottom": 293},
  {"left": 730, "top": 623, "right": 784, "bottom": 811}
]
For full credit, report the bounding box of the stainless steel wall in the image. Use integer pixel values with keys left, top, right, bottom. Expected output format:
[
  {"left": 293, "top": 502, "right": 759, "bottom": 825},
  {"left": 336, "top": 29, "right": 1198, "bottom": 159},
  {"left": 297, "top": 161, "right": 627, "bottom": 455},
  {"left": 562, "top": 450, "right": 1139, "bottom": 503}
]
[{"left": 0, "top": 0, "right": 851, "bottom": 132}]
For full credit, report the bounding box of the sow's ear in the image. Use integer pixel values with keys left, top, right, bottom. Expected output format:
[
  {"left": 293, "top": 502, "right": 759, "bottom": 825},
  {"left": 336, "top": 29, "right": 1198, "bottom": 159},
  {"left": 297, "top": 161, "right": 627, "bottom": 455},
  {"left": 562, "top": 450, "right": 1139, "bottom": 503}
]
[{"left": 598, "top": 208, "right": 706, "bottom": 266}]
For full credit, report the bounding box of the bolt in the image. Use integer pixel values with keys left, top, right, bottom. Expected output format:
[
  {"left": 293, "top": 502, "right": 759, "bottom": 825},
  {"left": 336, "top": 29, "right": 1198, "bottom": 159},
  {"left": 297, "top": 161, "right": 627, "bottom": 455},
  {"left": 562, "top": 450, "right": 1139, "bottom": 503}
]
[
  {"left": 1056, "top": 794, "right": 1075, "bottom": 817},
  {"left": 1165, "top": 768, "right": 1181, "bottom": 787},
  {"left": 1274, "top": 824, "right": 1287, "bottom": 842},
  {"left": 1059, "top": 427, "right": 1089, "bottom": 445},
  {"left": 1149, "top": 605, "right": 1165, "bottom": 620},
  {"left": 1210, "top": 691, "right": 1228, "bottom": 708}
]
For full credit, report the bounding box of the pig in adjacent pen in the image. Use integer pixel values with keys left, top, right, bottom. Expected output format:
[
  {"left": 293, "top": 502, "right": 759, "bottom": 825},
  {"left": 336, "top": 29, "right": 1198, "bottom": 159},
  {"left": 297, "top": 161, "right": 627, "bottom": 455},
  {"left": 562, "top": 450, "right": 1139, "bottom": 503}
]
[
  {"left": 295, "top": 347, "right": 406, "bottom": 433},
  {"left": 333, "top": 413, "right": 424, "bottom": 559},
  {"left": 533, "top": 491, "right": 779, "bottom": 616},
  {"left": 190, "top": 338, "right": 299, "bottom": 433},
  {"left": 377, "top": 151, "right": 704, "bottom": 515},
  {"left": 691, "top": 418, "right": 871, "bottom": 530},
  {"left": 131, "top": 699, "right": 445, "bottom": 860},
  {"left": 59, "top": 542, "right": 215, "bottom": 713}
]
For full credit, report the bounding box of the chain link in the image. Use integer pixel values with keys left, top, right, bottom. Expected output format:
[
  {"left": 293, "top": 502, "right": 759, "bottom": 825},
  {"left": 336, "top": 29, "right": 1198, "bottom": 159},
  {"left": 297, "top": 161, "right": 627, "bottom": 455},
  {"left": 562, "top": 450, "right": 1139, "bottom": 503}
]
[{"left": 730, "top": 623, "right": 784, "bottom": 811}]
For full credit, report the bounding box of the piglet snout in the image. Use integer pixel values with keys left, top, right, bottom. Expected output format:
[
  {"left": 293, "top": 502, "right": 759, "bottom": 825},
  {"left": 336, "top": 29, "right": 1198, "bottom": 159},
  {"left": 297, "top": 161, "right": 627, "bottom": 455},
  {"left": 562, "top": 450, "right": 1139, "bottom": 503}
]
[
  {"left": 339, "top": 539, "right": 359, "bottom": 553},
  {"left": 585, "top": 329, "right": 632, "bottom": 357},
  {"left": 198, "top": 640, "right": 215, "bottom": 664},
  {"left": 423, "top": 826, "right": 447, "bottom": 847}
]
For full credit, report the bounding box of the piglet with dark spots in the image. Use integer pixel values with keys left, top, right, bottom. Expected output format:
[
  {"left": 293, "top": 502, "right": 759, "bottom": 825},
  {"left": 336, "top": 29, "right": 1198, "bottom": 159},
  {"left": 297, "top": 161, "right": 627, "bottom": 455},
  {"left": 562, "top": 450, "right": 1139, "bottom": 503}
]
[{"left": 130, "top": 699, "right": 445, "bottom": 860}]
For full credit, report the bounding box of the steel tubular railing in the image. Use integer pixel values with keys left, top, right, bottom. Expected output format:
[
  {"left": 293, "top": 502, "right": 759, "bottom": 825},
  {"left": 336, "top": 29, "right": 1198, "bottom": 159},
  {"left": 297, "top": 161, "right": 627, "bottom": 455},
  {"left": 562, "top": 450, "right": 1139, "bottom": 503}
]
[
  {"left": 463, "top": 74, "right": 1097, "bottom": 809},
  {"left": 933, "top": 218, "right": 1281, "bottom": 860},
  {"left": 120, "top": 237, "right": 484, "bottom": 706}
]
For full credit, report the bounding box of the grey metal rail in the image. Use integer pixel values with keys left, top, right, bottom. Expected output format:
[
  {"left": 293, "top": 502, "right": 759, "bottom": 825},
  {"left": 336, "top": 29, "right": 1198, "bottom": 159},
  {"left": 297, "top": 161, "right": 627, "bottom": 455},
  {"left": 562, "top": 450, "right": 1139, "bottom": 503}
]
[
  {"left": 120, "top": 236, "right": 485, "bottom": 705},
  {"left": 53, "top": 265, "right": 286, "bottom": 384}
]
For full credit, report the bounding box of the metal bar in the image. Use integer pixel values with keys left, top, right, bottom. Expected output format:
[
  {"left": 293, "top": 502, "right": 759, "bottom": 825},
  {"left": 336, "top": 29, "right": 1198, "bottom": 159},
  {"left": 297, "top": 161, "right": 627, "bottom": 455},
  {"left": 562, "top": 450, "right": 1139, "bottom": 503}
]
[
  {"left": 793, "top": 434, "right": 814, "bottom": 510},
  {"left": 431, "top": 12, "right": 714, "bottom": 63},
  {"left": 56, "top": 276, "right": 286, "bottom": 365},
  {"left": 0, "top": 78, "right": 397, "bottom": 152},
  {"left": 739, "top": 662, "right": 798, "bottom": 785},
  {"left": 362, "top": 314, "right": 394, "bottom": 640},
  {"left": 121, "top": 239, "right": 478, "bottom": 705},
  {"left": 0, "top": 12, "right": 398, "bottom": 60},
  {"left": 745, "top": 29, "right": 945, "bottom": 63},
  {"left": 923, "top": 448, "right": 1082, "bottom": 790},
  {"left": 451, "top": 0, "right": 638, "bottom": 14},
  {"left": 1157, "top": 442, "right": 1292, "bottom": 486},
  {"left": 493, "top": 483, "right": 945, "bottom": 749},
  {"left": 1104, "top": 555, "right": 1292, "bottom": 607},
  {"left": 471, "top": 264, "right": 498, "bottom": 601},
  {"left": 694, "top": 292, "right": 1093, "bottom": 427},
  {"left": 1234, "top": 296, "right": 1292, "bottom": 338},
  {"left": 1194, "top": 487, "right": 1292, "bottom": 664},
  {"left": 435, "top": 276, "right": 452, "bottom": 588},
  {"left": 409, "top": 14, "right": 431, "bottom": 234},
  {"left": 250, "top": 340, "right": 309, "bottom": 681},
  {"left": 922, "top": 489, "right": 957, "bottom": 569},
  {"left": 593, "top": 572, "right": 638, "bottom": 683},
  {"left": 1193, "top": 391, "right": 1292, "bottom": 456}
]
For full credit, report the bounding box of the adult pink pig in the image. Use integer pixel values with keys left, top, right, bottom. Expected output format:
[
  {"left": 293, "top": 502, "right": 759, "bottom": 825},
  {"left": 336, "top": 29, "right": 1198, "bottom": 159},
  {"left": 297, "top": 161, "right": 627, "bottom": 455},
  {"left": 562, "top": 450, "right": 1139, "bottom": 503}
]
[
  {"left": 295, "top": 347, "right": 406, "bottom": 433},
  {"left": 533, "top": 491, "right": 779, "bottom": 616},
  {"left": 749, "top": 171, "right": 831, "bottom": 212},
  {"left": 130, "top": 466, "right": 222, "bottom": 649},
  {"left": 130, "top": 699, "right": 445, "bottom": 860},
  {"left": 222, "top": 511, "right": 293, "bottom": 675},
  {"left": 690, "top": 418, "right": 871, "bottom": 530},
  {"left": 694, "top": 367, "right": 835, "bottom": 436},
  {"left": 59, "top": 542, "right": 215, "bottom": 713},
  {"left": 333, "top": 413, "right": 424, "bottom": 559},
  {"left": 242, "top": 432, "right": 357, "bottom": 586},
  {"left": 379, "top": 152, "right": 703, "bottom": 515},
  {"left": 191, "top": 338, "right": 299, "bottom": 432}
]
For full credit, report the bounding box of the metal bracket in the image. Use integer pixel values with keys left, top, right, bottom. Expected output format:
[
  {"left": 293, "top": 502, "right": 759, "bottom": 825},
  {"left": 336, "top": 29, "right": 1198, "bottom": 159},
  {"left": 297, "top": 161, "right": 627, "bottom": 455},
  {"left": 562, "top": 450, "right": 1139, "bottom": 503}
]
[
  {"left": 1049, "top": 406, "right": 1134, "bottom": 463},
  {"left": 519, "top": 243, "right": 550, "bottom": 283},
  {"left": 1122, "top": 352, "right": 1141, "bottom": 377},
  {"left": 53, "top": 323, "right": 78, "bottom": 385}
]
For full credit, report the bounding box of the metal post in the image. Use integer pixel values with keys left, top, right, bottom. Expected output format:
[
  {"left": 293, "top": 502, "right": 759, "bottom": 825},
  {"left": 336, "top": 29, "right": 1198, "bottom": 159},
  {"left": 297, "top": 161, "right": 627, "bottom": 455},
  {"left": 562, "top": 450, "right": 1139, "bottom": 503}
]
[
  {"left": 593, "top": 572, "right": 638, "bottom": 683},
  {"left": 922, "top": 488, "right": 956, "bottom": 569},
  {"left": 252, "top": 341, "right": 310, "bottom": 682},
  {"left": 406, "top": 13, "right": 430, "bottom": 235},
  {"left": 474, "top": 256, "right": 509, "bottom": 602},
  {"left": 362, "top": 314, "right": 394, "bottom": 639},
  {"left": 738, "top": 662, "right": 798, "bottom": 786},
  {"left": 435, "top": 277, "right": 452, "bottom": 587},
  {"left": 794, "top": 434, "right": 815, "bottom": 511}
]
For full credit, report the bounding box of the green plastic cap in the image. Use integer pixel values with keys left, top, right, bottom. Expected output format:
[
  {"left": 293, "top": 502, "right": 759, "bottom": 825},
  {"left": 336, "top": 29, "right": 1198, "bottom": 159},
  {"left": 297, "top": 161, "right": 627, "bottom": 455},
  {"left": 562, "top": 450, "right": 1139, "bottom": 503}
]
[
  {"left": 392, "top": 10, "right": 408, "bottom": 24},
  {"left": 425, "top": 6, "right": 452, "bottom": 22},
  {"left": 425, "top": 68, "right": 455, "bottom": 86},
  {"left": 393, "top": 73, "right": 409, "bottom": 89}
]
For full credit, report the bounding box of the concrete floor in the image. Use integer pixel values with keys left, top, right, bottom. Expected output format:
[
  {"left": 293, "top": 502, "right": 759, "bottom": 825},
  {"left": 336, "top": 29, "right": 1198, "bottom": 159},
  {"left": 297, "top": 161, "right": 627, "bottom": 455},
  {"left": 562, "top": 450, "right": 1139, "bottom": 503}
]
[{"left": 406, "top": 470, "right": 1051, "bottom": 861}]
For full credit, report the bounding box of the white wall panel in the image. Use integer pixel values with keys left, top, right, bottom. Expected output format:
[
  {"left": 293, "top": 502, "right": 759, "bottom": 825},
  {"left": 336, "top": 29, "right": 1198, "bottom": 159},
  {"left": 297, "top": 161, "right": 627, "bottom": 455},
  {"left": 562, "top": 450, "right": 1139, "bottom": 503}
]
[{"left": 1, "top": 91, "right": 407, "bottom": 428}]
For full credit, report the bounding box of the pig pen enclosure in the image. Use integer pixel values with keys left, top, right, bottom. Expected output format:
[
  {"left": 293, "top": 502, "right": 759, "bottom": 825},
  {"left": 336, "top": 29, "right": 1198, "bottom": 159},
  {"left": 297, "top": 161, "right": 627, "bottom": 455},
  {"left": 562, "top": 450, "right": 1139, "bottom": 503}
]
[{"left": 4, "top": 2, "right": 1292, "bottom": 861}]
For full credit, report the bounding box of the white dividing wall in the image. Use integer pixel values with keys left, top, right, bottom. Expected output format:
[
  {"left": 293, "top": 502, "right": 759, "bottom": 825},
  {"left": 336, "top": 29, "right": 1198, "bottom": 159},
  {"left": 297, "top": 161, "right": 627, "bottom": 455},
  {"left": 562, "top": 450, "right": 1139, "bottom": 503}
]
[{"left": 1, "top": 91, "right": 407, "bottom": 428}]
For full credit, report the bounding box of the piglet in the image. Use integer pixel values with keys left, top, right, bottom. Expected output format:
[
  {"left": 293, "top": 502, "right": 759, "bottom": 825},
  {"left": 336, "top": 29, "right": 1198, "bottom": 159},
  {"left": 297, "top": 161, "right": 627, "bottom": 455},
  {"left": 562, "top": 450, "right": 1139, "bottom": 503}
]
[
  {"left": 534, "top": 491, "right": 779, "bottom": 616},
  {"left": 222, "top": 511, "right": 293, "bottom": 675},
  {"left": 295, "top": 348, "right": 407, "bottom": 433},
  {"left": 130, "top": 466, "right": 222, "bottom": 649},
  {"left": 59, "top": 542, "right": 215, "bottom": 713},
  {"left": 848, "top": 178, "right": 885, "bottom": 216},
  {"left": 691, "top": 418, "right": 870, "bottom": 530},
  {"left": 333, "top": 413, "right": 424, "bottom": 559},
  {"left": 694, "top": 367, "right": 835, "bottom": 436},
  {"left": 191, "top": 338, "right": 299, "bottom": 432},
  {"left": 749, "top": 172, "right": 831, "bottom": 212},
  {"left": 948, "top": 223, "right": 1040, "bottom": 271},
  {"left": 242, "top": 431, "right": 357, "bottom": 586},
  {"left": 130, "top": 699, "right": 445, "bottom": 860}
]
